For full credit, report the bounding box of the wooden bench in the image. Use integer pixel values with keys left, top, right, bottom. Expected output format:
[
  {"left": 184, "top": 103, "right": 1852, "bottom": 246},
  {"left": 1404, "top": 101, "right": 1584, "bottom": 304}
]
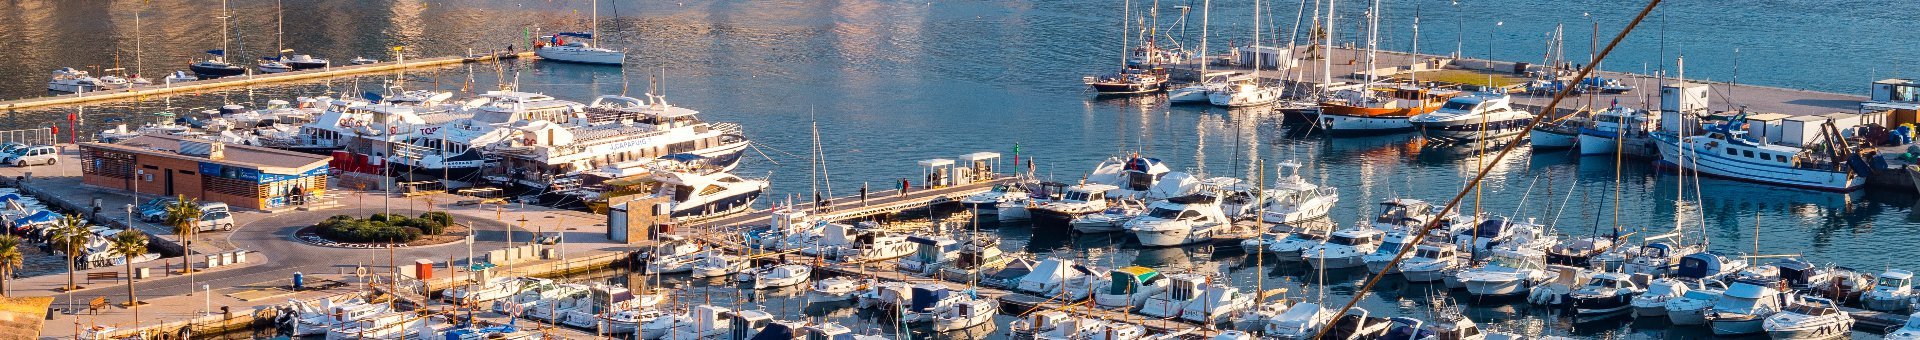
[{"left": 85, "top": 271, "right": 118, "bottom": 283}]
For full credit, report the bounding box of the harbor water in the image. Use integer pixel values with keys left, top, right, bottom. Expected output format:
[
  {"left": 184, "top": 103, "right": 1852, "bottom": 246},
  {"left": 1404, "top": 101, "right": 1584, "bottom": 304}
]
[{"left": 1, "top": 0, "right": 1916, "bottom": 338}]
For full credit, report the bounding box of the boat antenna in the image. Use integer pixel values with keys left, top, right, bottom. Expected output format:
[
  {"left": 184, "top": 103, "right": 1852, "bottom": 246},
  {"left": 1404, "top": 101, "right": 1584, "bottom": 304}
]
[{"left": 1311, "top": 2, "right": 1663, "bottom": 338}]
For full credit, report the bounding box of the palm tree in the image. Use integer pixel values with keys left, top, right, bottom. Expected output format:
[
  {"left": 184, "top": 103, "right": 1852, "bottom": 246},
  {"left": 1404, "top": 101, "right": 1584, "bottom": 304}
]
[
  {"left": 48, "top": 214, "right": 96, "bottom": 292},
  {"left": 162, "top": 195, "right": 203, "bottom": 276},
  {"left": 0, "top": 235, "right": 22, "bottom": 296},
  {"left": 108, "top": 231, "right": 149, "bottom": 325}
]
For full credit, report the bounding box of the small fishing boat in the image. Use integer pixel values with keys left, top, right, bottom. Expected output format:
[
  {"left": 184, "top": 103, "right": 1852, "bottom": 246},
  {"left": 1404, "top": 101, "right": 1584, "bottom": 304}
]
[
  {"left": 1029, "top": 183, "right": 1118, "bottom": 227},
  {"left": 163, "top": 70, "right": 197, "bottom": 84},
  {"left": 1093, "top": 266, "right": 1168, "bottom": 309},
  {"left": 1652, "top": 112, "right": 1867, "bottom": 191},
  {"left": 1139, "top": 273, "right": 1207, "bottom": 318},
  {"left": 1667, "top": 279, "right": 1731, "bottom": 326},
  {"left": 597, "top": 308, "right": 666, "bottom": 334},
  {"left": 688, "top": 251, "right": 746, "bottom": 279},
  {"left": 1763, "top": 296, "right": 1852, "bottom": 340},
  {"left": 1264, "top": 302, "right": 1332, "bottom": 339},
  {"left": 1084, "top": 68, "right": 1169, "bottom": 95},
  {"left": 1621, "top": 242, "right": 1697, "bottom": 277},
  {"left": 1864, "top": 269, "right": 1915, "bottom": 312},
  {"left": 1886, "top": 314, "right": 1920, "bottom": 340},
  {"left": 1233, "top": 299, "right": 1295, "bottom": 332},
  {"left": 1568, "top": 272, "right": 1645, "bottom": 314},
  {"left": 1578, "top": 105, "right": 1660, "bottom": 157},
  {"left": 1708, "top": 276, "right": 1794, "bottom": 336},
  {"left": 753, "top": 264, "right": 812, "bottom": 289},
  {"left": 1633, "top": 278, "right": 1689, "bottom": 317},
  {"left": 1181, "top": 279, "right": 1256, "bottom": 323},
  {"left": 1529, "top": 117, "right": 1582, "bottom": 150},
  {"left": 1677, "top": 251, "right": 1750, "bottom": 282},
  {"left": 1017, "top": 258, "right": 1090, "bottom": 297},
  {"left": 1324, "top": 307, "right": 1394, "bottom": 340},
  {"left": 1303, "top": 227, "right": 1385, "bottom": 269},
  {"left": 899, "top": 235, "right": 961, "bottom": 275},
  {"left": 1547, "top": 235, "right": 1616, "bottom": 267},
  {"left": 938, "top": 233, "right": 1011, "bottom": 282}
]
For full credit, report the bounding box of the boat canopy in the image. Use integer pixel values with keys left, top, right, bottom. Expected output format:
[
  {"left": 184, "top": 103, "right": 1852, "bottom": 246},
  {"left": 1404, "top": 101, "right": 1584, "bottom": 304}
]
[
  {"left": 1166, "top": 194, "right": 1218, "bottom": 205},
  {"left": 11, "top": 210, "right": 55, "bottom": 227},
  {"left": 1723, "top": 281, "right": 1779, "bottom": 299},
  {"left": 1676, "top": 252, "right": 1733, "bottom": 280},
  {"left": 1472, "top": 219, "right": 1508, "bottom": 238},
  {"left": 555, "top": 32, "right": 596, "bottom": 39},
  {"left": 1106, "top": 266, "right": 1161, "bottom": 295},
  {"left": 1123, "top": 157, "right": 1164, "bottom": 173}
]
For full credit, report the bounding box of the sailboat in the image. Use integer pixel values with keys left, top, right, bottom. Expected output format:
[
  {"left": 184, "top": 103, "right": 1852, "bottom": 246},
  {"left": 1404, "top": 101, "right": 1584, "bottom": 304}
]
[
  {"left": 537, "top": 0, "right": 626, "bottom": 65},
  {"left": 1084, "top": 0, "right": 1170, "bottom": 95},
  {"left": 259, "top": 0, "right": 328, "bottom": 73},
  {"left": 190, "top": 0, "right": 246, "bottom": 79},
  {"left": 1315, "top": 0, "right": 1460, "bottom": 134},
  {"left": 1167, "top": 0, "right": 1221, "bottom": 104},
  {"left": 1205, "top": 0, "right": 1282, "bottom": 107}
]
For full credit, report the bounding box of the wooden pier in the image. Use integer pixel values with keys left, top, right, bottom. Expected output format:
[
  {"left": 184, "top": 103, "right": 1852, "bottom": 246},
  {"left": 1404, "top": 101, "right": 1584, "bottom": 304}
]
[{"left": 1, "top": 51, "right": 535, "bottom": 111}]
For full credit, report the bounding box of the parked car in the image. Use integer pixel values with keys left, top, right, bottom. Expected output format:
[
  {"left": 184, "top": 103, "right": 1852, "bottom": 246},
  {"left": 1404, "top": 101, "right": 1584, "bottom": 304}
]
[
  {"left": 195, "top": 210, "right": 234, "bottom": 232},
  {"left": 137, "top": 197, "right": 179, "bottom": 223},
  {"left": 4, "top": 145, "right": 58, "bottom": 167}
]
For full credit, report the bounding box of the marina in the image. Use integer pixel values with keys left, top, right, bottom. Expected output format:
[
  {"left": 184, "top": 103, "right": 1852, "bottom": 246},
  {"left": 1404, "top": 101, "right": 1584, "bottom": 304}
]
[{"left": 0, "top": 0, "right": 1917, "bottom": 339}]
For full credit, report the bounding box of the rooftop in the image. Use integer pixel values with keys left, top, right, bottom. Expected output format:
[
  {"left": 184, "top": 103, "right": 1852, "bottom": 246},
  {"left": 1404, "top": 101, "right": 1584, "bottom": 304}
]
[{"left": 84, "top": 134, "right": 330, "bottom": 173}]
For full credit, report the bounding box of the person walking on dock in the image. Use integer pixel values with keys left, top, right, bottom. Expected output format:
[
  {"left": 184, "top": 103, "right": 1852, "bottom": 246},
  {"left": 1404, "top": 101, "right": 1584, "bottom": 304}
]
[
  {"left": 899, "top": 178, "right": 909, "bottom": 197},
  {"left": 860, "top": 182, "right": 868, "bottom": 205}
]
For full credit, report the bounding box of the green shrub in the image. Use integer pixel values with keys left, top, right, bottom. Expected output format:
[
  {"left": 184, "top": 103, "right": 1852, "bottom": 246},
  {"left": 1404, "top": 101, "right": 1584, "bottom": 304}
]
[
  {"left": 315, "top": 214, "right": 423, "bottom": 243},
  {"left": 419, "top": 212, "right": 452, "bottom": 228}
]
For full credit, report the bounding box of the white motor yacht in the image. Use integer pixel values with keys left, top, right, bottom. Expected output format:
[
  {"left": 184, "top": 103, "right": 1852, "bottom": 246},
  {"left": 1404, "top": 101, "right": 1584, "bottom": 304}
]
[
  {"left": 1127, "top": 194, "right": 1237, "bottom": 247},
  {"left": 1568, "top": 272, "right": 1645, "bottom": 315},
  {"left": 1458, "top": 248, "right": 1558, "bottom": 297},
  {"left": 961, "top": 182, "right": 1028, "bottom": 217},
  {"left": 1578, "top": 105, "right": 1660, "bottom": 157},
  {"left": 1265, "top": 228, "right": 1331, "bottom": 261},
  {"left": 1030, "top": 183, "right": 1118, "bottom": 227},
  {"left": 1303, "top": 227, "right": 1385, "bottom": 269},
  {"left": 597, "top": 308, "right": 667, "bottom": 335},
  {"left": 48, "top": 67, "right": 103, "bottom": 93},
  {"left": 752, "top": 264, "right": 812, "bottom": 289},
  {"left": 1763, "top": 296, "right": 1852, "bottom": 340},
  {"left": 1399, "top": 243, "right": 1466, "bottom": 283},
  {"left": 1407, "top": 93, "right": 1536, "bottom": 143},
  {"left": 1258, "top": 160, "right": 1338, "bottom": 224},
  {"left": 898, "top": 235, "right": 961, "bottom": 275}
]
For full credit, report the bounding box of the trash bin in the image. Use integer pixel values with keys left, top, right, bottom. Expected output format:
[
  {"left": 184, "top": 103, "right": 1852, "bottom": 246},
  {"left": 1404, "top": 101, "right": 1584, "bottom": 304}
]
[{"left": 292, "top": 272, "right": 304, "bottom": 290}]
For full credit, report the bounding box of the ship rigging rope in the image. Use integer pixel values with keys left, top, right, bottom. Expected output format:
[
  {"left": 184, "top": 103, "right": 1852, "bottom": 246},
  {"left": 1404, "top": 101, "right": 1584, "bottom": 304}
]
[{"left": 1311, "top": 1, "right": 1665, "bottom": 338}]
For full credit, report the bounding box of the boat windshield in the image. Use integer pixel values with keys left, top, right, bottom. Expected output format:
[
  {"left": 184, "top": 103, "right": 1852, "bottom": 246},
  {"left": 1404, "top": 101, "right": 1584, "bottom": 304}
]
[
  {"left": 1063, "top": 191, "right": 1094, "bottom": 202},
  {"left": 1286, "top": 233, "right": 1326, "bottom": 241},
  {"left": 1646, "top": 283, "right": 1678, "bottom": 296},
  {"left": 1441, "top": 100, "right": 1479, "bottom": 112},
  {"left": 1879, "top": 277, "right": 1908, "bottom": 288},
  {"left": 1712, "top": 297, "right": 1763, "bottom": 314},
  {"left": 1487, "top": 254, "right": 1539, "bottom": 270},
  {"left": 1147, "top": 207, "right": 1183, "bottom": 219},
  {"left": 1584, "top": 278, "right": 1619, "bottom": 289},
  {"left": 1415, "top": 248, "right": 1447, "bottom": 259},
  {"left": 1328, "top": 235, "right": 1363, "bottom": 246},
  {"left": 1783, "top": 304, "right": 1831, "bottom": 316}
]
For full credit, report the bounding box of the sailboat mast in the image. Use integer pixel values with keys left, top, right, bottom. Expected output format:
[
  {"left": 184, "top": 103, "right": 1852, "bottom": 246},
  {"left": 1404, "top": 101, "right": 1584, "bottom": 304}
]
[
  {"left": 1321, "top": 0, "right": 1335, "bottom": 91},
  {"left": 1365, "top": 0, "right": 1379, "bottom": 87},
  {"left": 1198, "top": 0, "right": 1209, "bottom": 77},
  {"left": 592, "top": 0, "right": 600, "bottom": 44},
  {"left": 1120, "top": 0, "right": 1130, "bottom": 69},
  {"left": 1411, "top": 8, "right": 1420, "bottom": 86},
  {"left": 220, "top": 0, "right": 230, "bottom": 62},
  {"left": 276, "top": 0, "right": 285, "bottom": 58},
  {"left": 1252, "top": 0, "right": 1261, "bottom": 76},
  {"left": 134, "top": 12, "right": 143, "bottom": 77}
]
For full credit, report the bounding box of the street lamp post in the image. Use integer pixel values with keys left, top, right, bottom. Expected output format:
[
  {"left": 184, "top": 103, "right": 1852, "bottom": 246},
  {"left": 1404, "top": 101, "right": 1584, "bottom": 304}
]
[{"left": 202, "top": 284, "right": 211, "bottom": 316}]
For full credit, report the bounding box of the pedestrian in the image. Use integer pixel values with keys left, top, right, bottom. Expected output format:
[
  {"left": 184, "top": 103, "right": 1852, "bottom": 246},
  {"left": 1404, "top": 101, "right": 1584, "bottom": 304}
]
[{"left": 860, "top": 182, "right": 868, "bottom": 204}]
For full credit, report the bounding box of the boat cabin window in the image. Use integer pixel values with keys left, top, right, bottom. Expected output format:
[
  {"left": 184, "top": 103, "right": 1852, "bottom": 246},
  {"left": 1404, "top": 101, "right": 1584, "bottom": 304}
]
[
  {"left": 1416, "top": 248, "right": 1447, "bottom": 259},
  {"left": 1178, "top": 210, "right": 1203, "bottom": 220},
  {"left": 1726, "top": 148, "right": 1738, "bottom": 156},
  {"left": 1783, "top": 304, "right": 1831, "bottom": 316},
  {"left": 1147, "top": 207, "right": 1182, "bottom": 219},
  {"left": 1288, "top": 233, "right": 1326, "bottom": 241},
  {"left": 1328, "top": 235, "right": 1366, "bottom": 246},
  {"left": 1743, "top": 150, "right": 1754, "bottom": 158},
  {"left": 1586, "top": 278, "right": 1620, "bottom": 288},
  {"left": 1759, "top": 153, "right": 1772, "bottom": 161},
  {"left": 1879, "top": 276, "right": 1909, "bottom": 288},
  {"left": 1442, "top": 101, "right": 1478, "bottom": 111}
]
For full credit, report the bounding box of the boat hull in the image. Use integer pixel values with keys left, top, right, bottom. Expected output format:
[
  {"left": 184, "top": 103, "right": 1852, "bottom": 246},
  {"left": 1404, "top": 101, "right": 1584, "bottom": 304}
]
[
  {"left": 1412, "top": 117, "right": 1534, "bottom": 143},
  {"left": 1579, "top": 129, "right": 1659, "bottom": 157},
  {"left": 190, "top": 63, "right": 246, "bottom": 79},
  {"left": 1317, "top": 113, "right": 1416, "bottom": 135},
  {"left": 1088, "top": 80, "right": 1168, "bottom": 95},
  {"left": 537, "top": 47, "right": 626, "bottom": 65},
  {"left": 1654, "top": 136, "right": 1864, "bottom": 191},
  {"left": 1402, "top": 269, "right": 1450, "bottom": 283},
  {"left": 1710, "top": 315, "right": 1767, "bottom": 336},
  {"left": 1531, "top": 127, "right": 1579, "bottom": 149}
]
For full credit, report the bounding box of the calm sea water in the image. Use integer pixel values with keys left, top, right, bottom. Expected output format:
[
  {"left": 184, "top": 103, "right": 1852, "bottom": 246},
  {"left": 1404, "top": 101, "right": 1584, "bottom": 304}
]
[{"left": 4, "top": 0, "right": 1917, "bottom": 338}]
